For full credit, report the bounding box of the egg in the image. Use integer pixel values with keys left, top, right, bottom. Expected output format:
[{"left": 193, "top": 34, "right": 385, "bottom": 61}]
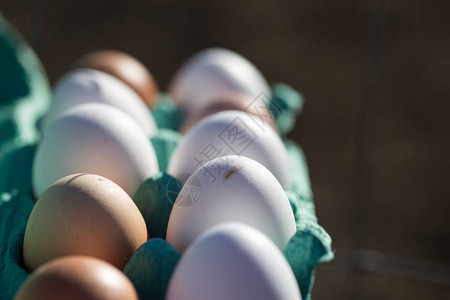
[
  {"left": 24, "top": 173, "right": 148, "bottom": 271},
  {"left": 32, "top": 103, "right": 159, "bottom": 198},
  {"left": 180, "top": 91, "right": 277, "bottom": 134},
  {"left": 41, "top": 69, "right": 157, "bottom": 136},
  {"left": 166, "top": 155, "right": 296, "bottom": 252},
  {"left": 14, "top": 256, "right": 138, "bottom": 300},
  {"left": 166, "top": 222, "right": 302, "bottom": 300},
  {"left": 168, "top": 48, "right": 271, "bottom": 114},
  {"left": 71, "top": 50, "right": 159, "bottom": 107},
  {"left": 167, "top": 110, "right": 291, "bottom": 188}
]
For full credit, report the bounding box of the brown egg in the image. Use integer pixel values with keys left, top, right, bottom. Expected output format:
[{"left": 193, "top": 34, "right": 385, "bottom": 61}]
[
  {"left": 14, "top": 256, "right": 138, "bottom": 300},
  {"left": 180, "top": 92, "right": 278, "bottom": 134},
  {"left": 71, "top": 50, "right": 159, "bottom": 107},
  {"left": 23, "top": 173, "right": 148, "bottom": 271}
]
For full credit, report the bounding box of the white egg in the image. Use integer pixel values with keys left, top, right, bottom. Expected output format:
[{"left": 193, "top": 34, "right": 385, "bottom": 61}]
[
  {"left": 166, "top": 222, "right": 302, "bottom": 300},
  {"left": 167, "top": 110, "right": 291, "bottom": 188},
  {"left": 168, "top": 48, "right": 271, "bottom": 114},
  {"left": 42, "top": 69, "right": 157, "bottom": 136},
  {"left": 32, "top": 103, "right": 159, "bottom": 198},
  {"left": 166, "top": 155, "right": 296, "bottom": 252}
]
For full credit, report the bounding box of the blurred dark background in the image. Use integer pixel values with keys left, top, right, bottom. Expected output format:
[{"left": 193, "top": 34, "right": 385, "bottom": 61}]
[{"left": 2, "top": 0, "right": 449, "bottom": 298}]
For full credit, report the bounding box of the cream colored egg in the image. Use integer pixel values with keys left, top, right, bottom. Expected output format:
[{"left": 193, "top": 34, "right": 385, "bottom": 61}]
[
  {"left": 32, "top": 103, "right": 159, "bottom": 198},
  {"left": 23, "top": 174, "right": 148, "bottom": 271},
  {"left": 42, "top": 69, "right": 157, "bottom": 136},
  {"left": 167, "top": 110, "right": 290, "bottom": 188},
  {"left": 166, "top": 155, "right": 296, "bottom": 252},
  {"left": 168, "top": 48, "right": 271, "bottom": 114},
  {"left": 166, "top": 222, "right": 302, "bottom": 300}
]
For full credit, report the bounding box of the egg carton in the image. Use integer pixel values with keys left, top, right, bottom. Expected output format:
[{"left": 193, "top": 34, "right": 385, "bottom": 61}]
[{"left": 0, "top": 15, "right": 333, "bottom": 300}]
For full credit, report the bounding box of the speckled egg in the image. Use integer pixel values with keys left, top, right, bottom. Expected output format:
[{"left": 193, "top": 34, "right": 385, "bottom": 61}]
[{"left": 24, "top": 174, "right": 148, "bottom": 271}]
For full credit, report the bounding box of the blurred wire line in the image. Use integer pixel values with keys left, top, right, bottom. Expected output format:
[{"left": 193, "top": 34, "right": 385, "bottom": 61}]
[
  {"left": 353, "top": 0, "right": 390, "bottom": 249},
  {"left": 352, "top": 0, "right": 390, "bottom": 298},
  {"left": 320, "top": 249, "right": 450, "bottom": 286}
]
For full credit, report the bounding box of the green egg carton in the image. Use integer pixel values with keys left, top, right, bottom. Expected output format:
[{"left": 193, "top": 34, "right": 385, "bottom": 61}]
[{"left": 0, "top": 14, "right": 333, "bottom": 300}]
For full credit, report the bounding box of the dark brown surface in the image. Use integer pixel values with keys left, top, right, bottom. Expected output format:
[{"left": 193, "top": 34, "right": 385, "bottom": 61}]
[{"left": 2, "top": 0, "right": 449, "bottom": 298}]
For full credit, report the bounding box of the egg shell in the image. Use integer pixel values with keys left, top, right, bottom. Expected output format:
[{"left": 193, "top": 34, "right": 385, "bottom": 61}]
[
  {"left": 168, "top": 48, "right": 271, "bottom": 114},
  {"left": 32, "top": 102, "right": 159, "bottom": 198},
  {"left": 180, "top": 91, "right": 277, "bottom": 134},
  {"left": 166, "top": 222, "right": 302, "bottom": 300},
  {"left": 167, "top": 110, "right": 291, "bottom": 188},
  {"left": 71, "top": 50, "right": 160, "bottom": 107},
  {"left": 24, "top": 174, "right": 148, "bottom": 271},
  {"left": 14, "top": 256, "right": 138, "bottom": 300},
  {"left": 41, "top": 68, "right": 157, "bottom": 136},
  {"left": 166, "top": 155, "right": 296, "bottom": 252}
]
